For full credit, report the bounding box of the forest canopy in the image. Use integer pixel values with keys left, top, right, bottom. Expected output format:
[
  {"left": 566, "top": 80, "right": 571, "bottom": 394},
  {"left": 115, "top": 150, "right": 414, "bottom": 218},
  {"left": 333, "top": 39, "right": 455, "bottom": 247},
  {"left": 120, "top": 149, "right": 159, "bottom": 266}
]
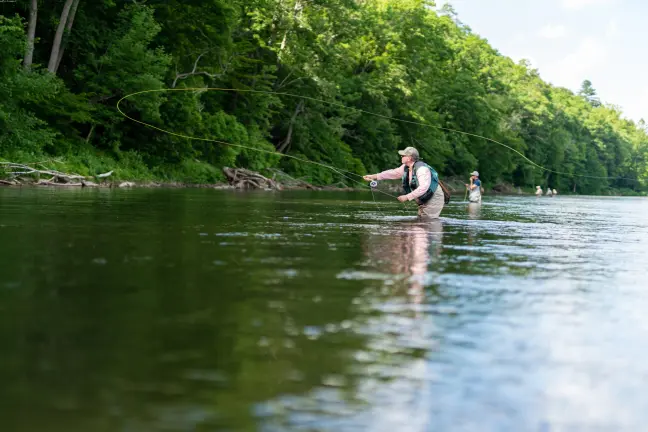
[{"left": 1, "top": 0, "right": 646, "bottom": 194}]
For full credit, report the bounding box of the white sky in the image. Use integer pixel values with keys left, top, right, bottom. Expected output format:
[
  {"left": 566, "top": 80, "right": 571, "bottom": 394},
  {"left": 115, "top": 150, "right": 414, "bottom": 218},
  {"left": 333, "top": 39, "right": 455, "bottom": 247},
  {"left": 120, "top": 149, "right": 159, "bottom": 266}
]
[{"left": 439, "top": 0, "right": 646, "bottom": 124}]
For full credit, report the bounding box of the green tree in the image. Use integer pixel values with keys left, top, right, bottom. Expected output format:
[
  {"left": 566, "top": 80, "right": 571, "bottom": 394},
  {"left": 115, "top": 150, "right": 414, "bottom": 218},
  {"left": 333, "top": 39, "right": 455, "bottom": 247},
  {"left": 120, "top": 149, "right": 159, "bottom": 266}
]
[{"left": 578, "top": 79, "right": 601, "bottom": 108}]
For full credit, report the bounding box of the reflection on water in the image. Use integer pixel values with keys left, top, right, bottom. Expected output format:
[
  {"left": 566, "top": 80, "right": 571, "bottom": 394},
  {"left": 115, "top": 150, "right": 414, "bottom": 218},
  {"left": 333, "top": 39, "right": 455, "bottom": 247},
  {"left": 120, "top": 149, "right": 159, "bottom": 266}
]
[
  {"left": 362, "top": 220, "right": 443, "bottom": 303},
  {"left": 467, "top": 202, "right": 482, "bottom": 219},
  {"left": 1, "top": 188, "right": 648, "bottom": 431}
]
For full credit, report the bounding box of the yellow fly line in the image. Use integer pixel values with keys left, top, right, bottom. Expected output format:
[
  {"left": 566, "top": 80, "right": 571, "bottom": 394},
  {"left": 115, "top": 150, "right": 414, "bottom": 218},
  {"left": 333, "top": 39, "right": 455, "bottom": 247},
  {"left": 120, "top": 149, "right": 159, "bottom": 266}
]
[{"left": 116, "top": 87, "right": 633, "bottom": 187}]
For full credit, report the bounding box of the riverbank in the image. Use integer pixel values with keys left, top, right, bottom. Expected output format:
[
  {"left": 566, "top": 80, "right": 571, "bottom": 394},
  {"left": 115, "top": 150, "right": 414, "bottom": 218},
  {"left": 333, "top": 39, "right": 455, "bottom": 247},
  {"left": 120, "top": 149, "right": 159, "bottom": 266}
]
[
  {"left": 0, "top": 165, "right": 519, "bottom": 194},
  {"left": 0, "top": 158, "right": 360, "bottom": 191},
  {"left": 2, "top": 157, "right": 643, "bottom": 196}
]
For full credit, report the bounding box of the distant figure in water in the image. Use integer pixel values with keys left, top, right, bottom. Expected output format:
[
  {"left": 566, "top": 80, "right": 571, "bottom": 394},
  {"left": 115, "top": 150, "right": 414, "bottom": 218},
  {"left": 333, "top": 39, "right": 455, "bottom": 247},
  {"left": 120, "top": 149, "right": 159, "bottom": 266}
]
[
  {"left": 466, "top": 170, "right": 482, "bottom": 203},
  {"left": 546, "top": 187, "right": 553, "bottom": 196},
  {"left": 553, "top": 189, "right": 558, "bottom": 195},
  {"left": 536, "top": 186, "right": 542, "bottom": 197},
  {"left": 363, "top": 146, "right": 446, "bottom": 219}
]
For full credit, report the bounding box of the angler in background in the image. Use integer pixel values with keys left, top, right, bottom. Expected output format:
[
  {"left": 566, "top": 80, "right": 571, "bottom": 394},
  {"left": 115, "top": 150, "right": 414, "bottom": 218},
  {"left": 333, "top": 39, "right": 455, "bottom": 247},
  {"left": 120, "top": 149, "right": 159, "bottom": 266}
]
[
  {"left": 363, "top": 147, "right": 448, "bottom": 220},
  {"left": 466, "top": 170, "right": 482, "bottom": 203},
  {"left": 536, "top": 186, "right": 543, "bottom": 197}
]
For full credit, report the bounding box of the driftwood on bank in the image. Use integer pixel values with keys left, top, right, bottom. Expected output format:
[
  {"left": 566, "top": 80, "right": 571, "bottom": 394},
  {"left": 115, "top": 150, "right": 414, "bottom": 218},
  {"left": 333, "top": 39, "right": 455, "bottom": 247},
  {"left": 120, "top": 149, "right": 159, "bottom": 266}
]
[
  {"left": 0, "top": 161, "right": 113, "bottom": 187},
  {"left": 223, "top": 167, "right": 346, "bottom": 191},
  {"left": 1, "top": 160, "right": 339, "bottom": 191},
  {"left": 222, "top": 167, "right": 283, "bottom": 190}
]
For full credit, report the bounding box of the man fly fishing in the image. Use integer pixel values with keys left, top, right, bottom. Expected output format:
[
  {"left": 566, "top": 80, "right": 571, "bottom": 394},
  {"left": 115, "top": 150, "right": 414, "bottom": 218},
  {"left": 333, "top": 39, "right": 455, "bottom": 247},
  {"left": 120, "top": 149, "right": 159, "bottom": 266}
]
[
  {"left": 466, "top": 170, "right": 482, "bottom": 203},
  {"left": 363, "top": 147, "right": 448, "bottom": 219}
]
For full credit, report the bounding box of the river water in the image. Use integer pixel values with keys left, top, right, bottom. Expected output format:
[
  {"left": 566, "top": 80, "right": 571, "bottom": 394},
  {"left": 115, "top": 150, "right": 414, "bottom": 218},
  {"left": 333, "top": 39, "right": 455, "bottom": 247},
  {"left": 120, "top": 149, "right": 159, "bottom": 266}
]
[{"left": 1, "top": 187, "right": 647, "bottom": 431}]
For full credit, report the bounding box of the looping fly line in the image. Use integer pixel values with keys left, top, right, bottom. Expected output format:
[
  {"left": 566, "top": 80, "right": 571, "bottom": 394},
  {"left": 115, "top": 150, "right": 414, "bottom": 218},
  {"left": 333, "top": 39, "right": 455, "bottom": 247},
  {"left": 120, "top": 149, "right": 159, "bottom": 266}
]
[
  {"left": 116, "top": 87, "right": 635, "bottom": 190},
  {"left": 116, "top": 87, "right": 405, "bottom": 202}
]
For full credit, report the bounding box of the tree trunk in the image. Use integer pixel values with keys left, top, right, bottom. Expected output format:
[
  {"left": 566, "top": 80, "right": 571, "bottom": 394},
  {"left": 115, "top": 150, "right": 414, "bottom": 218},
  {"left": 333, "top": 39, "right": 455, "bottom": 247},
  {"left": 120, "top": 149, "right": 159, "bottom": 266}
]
[
  {"left": 86, "top": 124, "right": 95, "bottom": 144},
  {"left": 23, "top": 0, "right": 38, "bottom": 70},
  {"left": 277, "top": 100, "right": 304, "bottom": 153},
  {"left": 54, "top": 0, "right": 81, "bottom": 74},
  {"left": 47, "top": 0, "right": 75, "bottom": 73}
]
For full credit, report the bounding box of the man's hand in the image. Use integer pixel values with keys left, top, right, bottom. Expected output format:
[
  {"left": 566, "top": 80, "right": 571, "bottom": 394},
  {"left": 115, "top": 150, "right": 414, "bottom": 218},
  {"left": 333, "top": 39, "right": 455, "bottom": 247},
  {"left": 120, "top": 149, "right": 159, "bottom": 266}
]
[
  {"left": 363, "top": 174, "right": 376, "bottom": 181},
  {"left": 397, "top": 195, "right": 408, "bottom": 203}
]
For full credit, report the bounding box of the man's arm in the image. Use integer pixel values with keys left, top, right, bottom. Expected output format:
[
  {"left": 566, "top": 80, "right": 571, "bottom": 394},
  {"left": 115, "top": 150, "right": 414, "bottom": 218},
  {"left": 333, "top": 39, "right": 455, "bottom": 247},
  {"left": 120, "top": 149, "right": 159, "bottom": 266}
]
[{"left": 376, "top": 164, "right": 405, "bottom": 181}]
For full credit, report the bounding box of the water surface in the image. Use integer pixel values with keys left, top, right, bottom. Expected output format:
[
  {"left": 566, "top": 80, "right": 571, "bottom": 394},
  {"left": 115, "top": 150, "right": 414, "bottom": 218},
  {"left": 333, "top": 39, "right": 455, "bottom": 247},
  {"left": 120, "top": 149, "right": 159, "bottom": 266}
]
[{"left": 1, "top": 188, "right": 647, "bottom": 431}]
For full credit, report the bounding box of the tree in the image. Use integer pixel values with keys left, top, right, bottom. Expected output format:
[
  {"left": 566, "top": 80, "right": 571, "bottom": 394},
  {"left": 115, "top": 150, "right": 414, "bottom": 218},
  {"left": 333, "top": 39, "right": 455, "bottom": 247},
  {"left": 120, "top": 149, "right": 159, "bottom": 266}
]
[
  {"left": 0, "top": 15, "right": 60, "bottom": 154},
  {"left": 47, "top": 0, "right": 76, "bottom": 73},
  {"left": 578, "top": 79, "right": 601, "bottom": 108},
  {"left": 53, "top": 0, "right": 81, "bottom": 73}
]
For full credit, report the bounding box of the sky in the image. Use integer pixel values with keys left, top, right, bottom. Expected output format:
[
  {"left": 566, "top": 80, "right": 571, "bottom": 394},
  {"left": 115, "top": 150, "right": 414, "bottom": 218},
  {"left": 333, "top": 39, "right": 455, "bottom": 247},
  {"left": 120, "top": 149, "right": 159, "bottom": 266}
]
[{"left": 438, "top": 0, "right": 646, "bottom": 124}]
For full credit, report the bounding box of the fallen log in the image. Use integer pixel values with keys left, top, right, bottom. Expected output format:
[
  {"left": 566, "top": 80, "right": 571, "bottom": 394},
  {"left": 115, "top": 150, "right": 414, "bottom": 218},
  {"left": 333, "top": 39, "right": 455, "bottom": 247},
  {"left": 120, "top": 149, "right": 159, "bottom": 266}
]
[
  {"left": 1, "top": 160, "right": 115, "bottom": 186},
  {"left": 1, "top": 161, "right": 85, "bottom": 181},
  {"left": 36, "top": 181, "right": 83, "bottom": 187},
  {"left": 223, "top": 167, "right": 282, "bottom": 190}
]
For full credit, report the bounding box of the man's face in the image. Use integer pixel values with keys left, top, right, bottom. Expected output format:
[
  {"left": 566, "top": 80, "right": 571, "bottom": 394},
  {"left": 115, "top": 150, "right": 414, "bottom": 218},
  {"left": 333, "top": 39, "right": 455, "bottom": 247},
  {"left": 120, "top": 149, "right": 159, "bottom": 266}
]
[{"left": 401, "top": 155, "right": 411, "bottom": 164}]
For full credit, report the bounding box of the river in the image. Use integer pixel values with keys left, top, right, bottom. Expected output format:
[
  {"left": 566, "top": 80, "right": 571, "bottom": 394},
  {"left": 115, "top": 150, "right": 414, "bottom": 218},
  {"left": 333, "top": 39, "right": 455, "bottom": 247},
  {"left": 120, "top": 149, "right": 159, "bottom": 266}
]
[{"left": 1, "top": 187, "right": 647, "bottom": 431}]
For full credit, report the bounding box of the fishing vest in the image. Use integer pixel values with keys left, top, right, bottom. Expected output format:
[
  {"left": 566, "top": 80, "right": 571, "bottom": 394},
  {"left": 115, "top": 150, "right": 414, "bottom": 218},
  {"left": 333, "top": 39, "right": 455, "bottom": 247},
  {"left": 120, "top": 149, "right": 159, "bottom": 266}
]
[{"left": 402, "top": 161, "right": 439, "bottom": 204}]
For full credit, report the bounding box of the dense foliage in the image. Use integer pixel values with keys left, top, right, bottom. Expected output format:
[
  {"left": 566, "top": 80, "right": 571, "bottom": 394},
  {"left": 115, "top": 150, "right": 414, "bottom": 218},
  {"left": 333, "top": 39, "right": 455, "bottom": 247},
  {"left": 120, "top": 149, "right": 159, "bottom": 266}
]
[{"left": 1, "top": 0, "right": 647, "bottom": 193}]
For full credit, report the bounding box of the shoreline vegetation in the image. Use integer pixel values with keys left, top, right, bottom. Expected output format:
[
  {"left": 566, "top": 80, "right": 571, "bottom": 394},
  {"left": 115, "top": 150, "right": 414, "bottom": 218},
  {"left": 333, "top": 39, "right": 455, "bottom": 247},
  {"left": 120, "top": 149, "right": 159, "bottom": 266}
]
[
  {"left": 1, "top": 1, "right": 647, "bottom": 197},
  {"left": 2, "top": 159, "right": 642, "bottom": 197}
]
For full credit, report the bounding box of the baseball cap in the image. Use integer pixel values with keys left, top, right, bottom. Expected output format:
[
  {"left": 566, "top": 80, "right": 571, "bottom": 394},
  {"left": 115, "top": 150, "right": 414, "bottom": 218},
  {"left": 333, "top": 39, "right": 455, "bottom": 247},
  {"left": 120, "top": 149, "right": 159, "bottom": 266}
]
[
  {"left": 471, "top": 171, "right": 479, "bottom": 176},
  {"left": 397, "top": 147, "right": 419, "bottom": 158}
]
